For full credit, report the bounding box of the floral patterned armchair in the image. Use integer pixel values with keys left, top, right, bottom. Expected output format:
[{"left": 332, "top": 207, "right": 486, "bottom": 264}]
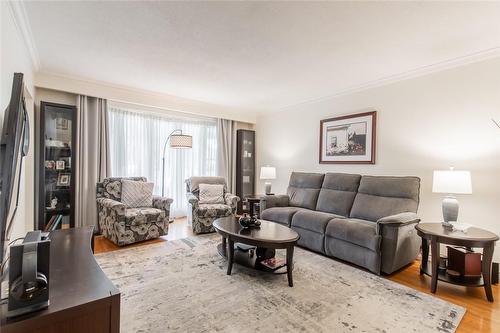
[
  {"left": 96, "top": 177, "right": 173, "bottom": 246},
  {"left": 185, "top": 176, "right": 239, "bottom": 234}
]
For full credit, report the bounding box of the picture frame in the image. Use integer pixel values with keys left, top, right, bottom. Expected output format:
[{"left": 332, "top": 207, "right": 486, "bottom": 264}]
[
  {"left": 56, "top": 117, "right": 69, "bottom": 130},
  {"left": 319, "top": 111, "right": 377, "bottom": 164},
  {"left": 57, "top": 173, "right": 71, "bottom": 187},
  {"left": 45, "top": 160, "right": 55, "bottom": 169},
  {"left": 56, "top": 160, "right": 65, "bottom": 170}
]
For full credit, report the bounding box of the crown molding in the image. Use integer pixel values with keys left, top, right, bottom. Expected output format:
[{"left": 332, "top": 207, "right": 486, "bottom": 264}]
[
  {"left": 7, "top": 1, "right": 40, "bottom": 71},
  {"left": 266, "top": 47, "right": 500, "bottom": 114}
]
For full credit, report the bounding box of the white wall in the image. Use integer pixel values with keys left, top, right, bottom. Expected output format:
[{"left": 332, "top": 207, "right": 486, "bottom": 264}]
[
  {"left": 35, "top": 72, "right": 257, "bottom": 124},
  {"left": 256, "top": 57, "right": 500, "bottom": 260},
  {"left": 1, "top": 2, "right": 36, "bottom": 240}
]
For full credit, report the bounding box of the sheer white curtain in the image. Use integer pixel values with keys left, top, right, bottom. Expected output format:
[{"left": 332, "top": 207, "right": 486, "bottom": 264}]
[{"left": 108, "top": 105, "right": 217, "bottom": 217}]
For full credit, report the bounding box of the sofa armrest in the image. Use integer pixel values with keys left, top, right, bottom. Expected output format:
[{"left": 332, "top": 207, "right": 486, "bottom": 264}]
[
  {"left": 377, "top": 212, "right": 420, "bottom": 226},
  {"left": 186, "top": 192, "right": 199, "bottom": 207},
  {"left": 224, "top": 193, "right": 240, "bottom": 209},
  {"left": 260, "top": 194, "right": 289, "bottom": 211},
  {"left": 96, "top": 198, "right": 126, "bottom": 216},
  {"left": 377, "top": 212, "right": 421, "bottom": 274},
  {"left": 152, "top": 196, "right": 173, "bottom": 211}
]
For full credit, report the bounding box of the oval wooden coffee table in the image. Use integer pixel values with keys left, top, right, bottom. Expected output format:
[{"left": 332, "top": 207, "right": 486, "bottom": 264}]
[
  {"left": 213, "top": 216, "right": 300, "bottom": 287},
  {"left": 416, "top": 223, "right": 499, "bottom": 302}
]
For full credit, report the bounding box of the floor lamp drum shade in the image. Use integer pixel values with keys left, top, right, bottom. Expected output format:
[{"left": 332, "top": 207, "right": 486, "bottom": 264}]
[
  {"left": 432, "top": 169, "right": 472, "bottom": 225},
  {"left": 169, "top": 134, "right": 192, "bottom": 149},
  {"left": 260, "top": 166, "right": 276, "bottom": 195}
]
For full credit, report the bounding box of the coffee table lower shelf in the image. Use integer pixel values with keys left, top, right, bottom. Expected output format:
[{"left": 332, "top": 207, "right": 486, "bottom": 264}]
[{"left": 217, "top": 243, "right": 288, "bottom": 275}]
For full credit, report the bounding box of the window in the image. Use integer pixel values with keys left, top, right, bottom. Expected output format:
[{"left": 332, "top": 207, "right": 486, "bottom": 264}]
[{"left": 108, "top": 104, "right": 217, "bottom": 217}]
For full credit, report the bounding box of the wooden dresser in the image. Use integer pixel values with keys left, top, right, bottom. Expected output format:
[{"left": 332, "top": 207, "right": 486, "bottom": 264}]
[{"left": 1, "top": 227, "right": 120, "bottom": 333}]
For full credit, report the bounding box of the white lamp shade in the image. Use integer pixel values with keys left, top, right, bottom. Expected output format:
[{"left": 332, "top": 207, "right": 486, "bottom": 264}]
[
  {"left": 170, "top": 134, "right": 192, "bottom": 148},
  {"left": 432, "top": 170, "right": 472, "bottom": 194},
  {"left": 260, "top": 166, "right": 276, "bottom": 180}
]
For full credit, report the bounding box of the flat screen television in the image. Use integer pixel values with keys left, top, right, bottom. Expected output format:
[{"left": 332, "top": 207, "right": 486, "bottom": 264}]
[{"left": 0, "top": 73, "right": 30, "bottom": 279}]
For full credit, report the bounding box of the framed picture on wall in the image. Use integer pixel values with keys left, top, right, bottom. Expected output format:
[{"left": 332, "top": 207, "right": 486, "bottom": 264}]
[{"left": 319, "top": 111, "right": 377, "bottom": 164}]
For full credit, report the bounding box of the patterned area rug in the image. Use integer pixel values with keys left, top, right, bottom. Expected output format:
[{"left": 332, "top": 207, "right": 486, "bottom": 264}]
[{"left": 95, "top": 235, "right": 465, "bottom": 333}]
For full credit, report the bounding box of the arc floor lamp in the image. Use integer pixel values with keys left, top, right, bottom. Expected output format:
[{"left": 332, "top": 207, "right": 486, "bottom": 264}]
[{"left": 161, "top": 129, "right": 193, "bottom": 197}]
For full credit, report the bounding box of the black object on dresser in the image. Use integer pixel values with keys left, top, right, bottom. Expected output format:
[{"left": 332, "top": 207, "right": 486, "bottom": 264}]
[
  {"left": 36, "top": 102, "right": 77, "bottom": 232},
  {"left": 235, "top": 129, "right": 255, "bottom": 214},
  {"left": 1, "top": 227, "right": 120, "bottom": 333},
  {"left": 7, "top": 231, "right": 50, "bottom": 318}
]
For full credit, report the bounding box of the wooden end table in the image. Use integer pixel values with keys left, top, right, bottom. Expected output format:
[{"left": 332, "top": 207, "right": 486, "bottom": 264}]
[
  {"left": 244, "top": 196, "right": 263, "bottom": 217},
  {"left": 415, "top": 223, "right": 499, "bottom": 302},
  {"left": 213, "top": 216, "right": 299, "bottom": 287}
]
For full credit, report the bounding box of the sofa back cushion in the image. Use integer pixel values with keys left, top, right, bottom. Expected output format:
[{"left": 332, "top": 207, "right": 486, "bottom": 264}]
[
  {"left": 286, "top": 172, "right": 325, "bottom": 210},
  {"left": 350, "top": 176, "right": 420, "bottom": 222},
  {"left": 185, "top": 176, "right": 227, "bottom": 197},
  {"left": 316, "top": 173, "right": 361, "bottom": 216},
  {"left": 96, "top": 177, "right": 147, "bottom": 201}
]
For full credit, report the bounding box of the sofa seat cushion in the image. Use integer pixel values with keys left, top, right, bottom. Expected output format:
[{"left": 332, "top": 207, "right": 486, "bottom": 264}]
[
  {"left": 291, "top": 209, "right": 344, "bottom": 234},
  {"left": 326, "top": 218, "right": 380, "bottom": 252},
  {"left": 261, "top": 207, "right": 303, "bottom": 226},
  {"left": 124, "top": 207, "right": 165, "bottom": 226},
  {"left": 197, "top": 204, "right": 232, "bottom": 218}
]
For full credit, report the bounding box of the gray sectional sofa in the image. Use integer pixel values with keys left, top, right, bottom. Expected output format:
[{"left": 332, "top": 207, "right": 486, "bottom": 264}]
[{"left": 260, "top": 172, "right": 421, "bottom": 274}]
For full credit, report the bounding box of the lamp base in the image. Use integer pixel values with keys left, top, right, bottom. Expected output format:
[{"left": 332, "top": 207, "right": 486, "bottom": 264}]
[
  {"left": 264, "top": 182, "right": 272, "bottom": 195},
  {"left": 442, "top": 195, "right": 459, "bottom": 226}
]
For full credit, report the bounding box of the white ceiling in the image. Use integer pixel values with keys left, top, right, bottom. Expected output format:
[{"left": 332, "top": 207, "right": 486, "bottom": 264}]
[{"left": 24, "top": 1, "right": 500, "bottom": 112}]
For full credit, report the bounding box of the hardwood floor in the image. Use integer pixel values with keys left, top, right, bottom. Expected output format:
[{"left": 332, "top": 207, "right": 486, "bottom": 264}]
[
  {"left": 94, "top": 217, "right": 194, "bottom": 253},
  {"left": 94, "top": 218, "right": 498, "bottom": 332}
]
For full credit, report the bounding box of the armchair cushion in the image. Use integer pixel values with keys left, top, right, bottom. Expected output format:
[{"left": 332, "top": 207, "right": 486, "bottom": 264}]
[
  {"left": 97, "top": 177, "right": 147, "bottom": 201},
  {"left": 124, "top": 207, "right": 165, "bottom": 226},
  {"left": 199, "top": 184, "right": 225, "bottom": 204},
  {"left": 197, "top": 204, "right": 232, "bottom": 218},
  {"left": 186, "top": 176, "right": 227, "bottom": 195},
  {"left": 121, "top": 180, "right": 154, "bottom": 208}
]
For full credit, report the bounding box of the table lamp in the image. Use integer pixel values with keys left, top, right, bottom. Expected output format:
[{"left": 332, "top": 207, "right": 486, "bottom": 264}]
[
  {"left": 432, "top": 168, "right": 472, "bottom": 227},
  {"left": 260, "top": 166, "right": 276, "bottom": 195}
]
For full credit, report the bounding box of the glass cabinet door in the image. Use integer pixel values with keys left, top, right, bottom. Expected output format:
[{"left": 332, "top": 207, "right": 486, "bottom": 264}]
[{"left": 39, "top": 102, "right": 76, "bottom": 231}]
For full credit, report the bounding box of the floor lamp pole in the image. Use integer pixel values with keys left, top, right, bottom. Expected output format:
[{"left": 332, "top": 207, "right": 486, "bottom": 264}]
[{"left": 161, "top": 129, "right": 182, "bottom": 197}]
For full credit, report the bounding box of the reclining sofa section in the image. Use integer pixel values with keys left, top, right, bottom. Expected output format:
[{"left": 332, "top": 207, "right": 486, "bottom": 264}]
[{"left": 260, "top": 172, "right": 421, "bottom": 274}]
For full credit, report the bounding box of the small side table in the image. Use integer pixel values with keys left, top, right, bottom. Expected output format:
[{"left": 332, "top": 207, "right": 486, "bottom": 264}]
[
  {"left": 245, "top": 196, "right": 262, "bottom": 218},
  {"left": 415, "top": 223, "right": 499, "bottom": 302}
]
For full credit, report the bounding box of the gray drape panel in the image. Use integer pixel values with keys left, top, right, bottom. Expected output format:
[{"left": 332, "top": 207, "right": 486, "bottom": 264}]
[
  {"left": 75, "top": 96, "right": 110, "bottom": 228},
  {"left": 216, "top": 119, "right": 237, "bottom": 193}
]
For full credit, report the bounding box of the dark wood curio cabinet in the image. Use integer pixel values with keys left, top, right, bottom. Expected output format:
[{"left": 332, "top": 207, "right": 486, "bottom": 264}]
[
  {"left": 36, "top": 102, "right": 76, "bottom": 231},
  {"left": 236, "top": 129, "right": 255, "bottom": 214}
]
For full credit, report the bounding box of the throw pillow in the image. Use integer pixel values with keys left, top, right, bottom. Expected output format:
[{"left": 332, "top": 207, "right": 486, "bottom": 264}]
[
  {"left": 121, "top": 180, "right": 154, "bottom": 208},
  {"left": 198, "top": 184, "right": 225, "bottom": 204}
]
